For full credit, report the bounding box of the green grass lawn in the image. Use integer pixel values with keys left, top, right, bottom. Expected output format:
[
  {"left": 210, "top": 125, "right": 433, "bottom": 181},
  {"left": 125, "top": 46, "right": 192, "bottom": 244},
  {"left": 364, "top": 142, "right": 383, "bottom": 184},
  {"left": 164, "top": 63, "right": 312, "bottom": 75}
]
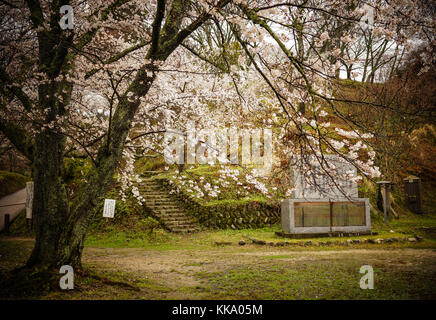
[
  {"left": 83, "top": 222, "right": 435, "bottom": 251},
  {"left": 196, "top": 256, "right": 436, "bottom": 300},
  {"left": 8, "top": 206, "right": 436, "bottom": 251},
  {"left": 1, "top": 234, "right": 435, "bottom": 300}
]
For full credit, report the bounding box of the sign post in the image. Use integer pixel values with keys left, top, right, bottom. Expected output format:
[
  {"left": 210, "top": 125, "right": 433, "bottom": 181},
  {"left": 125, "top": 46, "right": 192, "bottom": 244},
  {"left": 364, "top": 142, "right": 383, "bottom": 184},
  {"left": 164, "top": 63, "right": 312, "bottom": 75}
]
[
  {"left": 4, "top": 213, "right": 10, "bottom": 234},
  {"left": 25, "top": 182, "right": 34, "bottom": 228},
  {"left": 103, "top": 199, "right": 116, "bottom": 218}
]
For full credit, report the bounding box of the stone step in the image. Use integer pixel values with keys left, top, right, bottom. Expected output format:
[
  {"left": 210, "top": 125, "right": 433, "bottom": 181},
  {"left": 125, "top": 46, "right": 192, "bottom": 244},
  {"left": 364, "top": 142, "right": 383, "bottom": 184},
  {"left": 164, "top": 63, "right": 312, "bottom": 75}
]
[
  {"left": 147, "top": 203, "right": 180, "bottom": 208},
  {"left": 135, "top": 181, "right": 161, "bottom": 185},
  {"left": 155, "top": 210, "right": 190, "bottom": 216},
  {"left": 161, "top": 220, "right": 195, "bottom": 226},
  {"left": 138, "top": 171, "right": 164, "bottom": 177},
  {"left": 151, "top": 205, "right": 182, "bottom": 209},
  {"left": 148, "top": 205, "right": 182, "bottom": 210},
  {"left": 139, "top": 186, "right": 162, "bottom": 190},
  {"left": 141, "top": 192, "right": 169, "bottom": 196},
  {"left": 148, "top": 205, "right": 180, "bottom": 210},
  {"left": 153, "top": 210, "right": 186, "bottom": 216},
  {"left": 171, "top": 227, "right": 199, "bottom": 233},
  {"left": 143, "top": 196, "right": 180, "bottom": 205},
  {"left": 137, "top": 186, "right": 163, "bottom": 191},
  {"left": 145, "top": 202, "right": 178, "bottom": 207},
  {"left": 136, "top": 186, "right": 165, "bottom": 191},
  {"left": 162, "top": 221, "right": 197, "bottom": 226},
  {"left": 155, "top": 213, "right": 191, "bottom": 219},
  {"left": 139, "top": 189, "right": 164, "bottom": 194},
  {"left": 155, "top": 207, "right": 186, "bottom": 212},
  {"left": 135, "top": 185, "right": 161, "bottom": 189},
  {"left": 143, "top": 195, "right": 176, "bottom": 199},
  {"left": 161, "top": 215, "right": 194, "bottom": 221},
  {"left": 167, "top": 226, "right": 199, "bottom": 232},
  {"left": 164, "top": 221, "right": 198, "bottom": 227},
  {"left": 153, "top": 208, "right": 191, "bottom": 215},
  {"left": 145, "top": 197, "right": 178, "bottom": 201},
  {"left": 142, "top": 195, "right": 176, "bottom": 200},
  {"left": 156, "top": 212, "right": 188, "bottom": 218},
  {"left": 144, "top": 199, "right": 177, "bottom": 204},
  {"left": 135, "top": 182, "right": 161, "bottom": 185},
  {"left": 153, "top": 206, "right": 184, "bottom": 211}
]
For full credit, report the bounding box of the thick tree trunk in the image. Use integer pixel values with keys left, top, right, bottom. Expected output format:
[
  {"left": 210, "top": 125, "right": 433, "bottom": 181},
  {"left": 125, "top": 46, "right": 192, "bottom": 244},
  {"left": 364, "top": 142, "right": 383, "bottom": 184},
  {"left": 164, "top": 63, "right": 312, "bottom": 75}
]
[
  {"left": 26, "top": 137, "right": 117, "bottom": 270},
  {"left": 26, "top": 130, "right": 74, "bottom": 268},
  {"left": 26, "top": 129, "right": 97, "bottom": 270}
]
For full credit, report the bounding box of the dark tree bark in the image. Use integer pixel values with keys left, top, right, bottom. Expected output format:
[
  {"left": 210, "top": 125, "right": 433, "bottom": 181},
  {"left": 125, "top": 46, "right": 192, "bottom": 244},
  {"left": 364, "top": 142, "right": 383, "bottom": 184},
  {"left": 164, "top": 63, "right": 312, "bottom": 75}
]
[{"left": 27, "top": 131, "right": 71, "bottom": 268}]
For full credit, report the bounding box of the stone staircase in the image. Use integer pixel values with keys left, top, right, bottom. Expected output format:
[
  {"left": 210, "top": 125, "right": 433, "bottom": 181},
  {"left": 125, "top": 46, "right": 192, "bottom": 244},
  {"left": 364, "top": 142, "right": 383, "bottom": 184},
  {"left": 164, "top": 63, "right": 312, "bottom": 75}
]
[{"left": 135, "top": 178, "right": 200, "bottom": 233}]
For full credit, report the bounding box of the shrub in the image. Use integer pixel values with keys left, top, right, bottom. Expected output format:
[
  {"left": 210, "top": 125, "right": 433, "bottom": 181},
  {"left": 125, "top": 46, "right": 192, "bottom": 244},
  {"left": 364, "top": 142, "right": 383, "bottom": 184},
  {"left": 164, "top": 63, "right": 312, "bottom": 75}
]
[{"left": 0, "top": 171, "right": 28, "bottom": 197}]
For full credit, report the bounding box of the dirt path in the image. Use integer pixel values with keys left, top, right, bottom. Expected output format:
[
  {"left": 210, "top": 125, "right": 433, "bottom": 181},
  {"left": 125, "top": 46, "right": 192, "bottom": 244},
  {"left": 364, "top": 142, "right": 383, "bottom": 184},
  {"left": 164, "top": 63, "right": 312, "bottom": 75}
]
[
  {"left": 1, "top": 237, "right": 435, "bottom": 299},
  {"left": 82, "top": 246, "right": 436, "bottom": 299},
  {"left": 0, "top": 188, "right": 26, "bottom": 232},
  {"left": 82, "top": 248, "right": 242, "bottom": 298}
]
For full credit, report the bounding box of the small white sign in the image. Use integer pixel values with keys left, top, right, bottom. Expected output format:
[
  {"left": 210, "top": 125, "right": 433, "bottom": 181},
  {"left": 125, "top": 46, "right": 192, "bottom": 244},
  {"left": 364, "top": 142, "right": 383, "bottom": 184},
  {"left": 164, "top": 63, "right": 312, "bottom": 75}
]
[
  {"left": 103, "top": 199, "right": 116, "bottom": 218},
  {"left": 26, "top": 181, "right": 34, "bottom": 219}
]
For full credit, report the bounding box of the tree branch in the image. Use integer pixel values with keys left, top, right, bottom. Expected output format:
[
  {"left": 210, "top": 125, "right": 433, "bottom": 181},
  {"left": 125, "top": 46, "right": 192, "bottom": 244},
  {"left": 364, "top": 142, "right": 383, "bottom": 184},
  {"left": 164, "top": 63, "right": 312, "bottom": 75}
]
[
  {"left": 153, "top": 0, "right": 231, "bottom": 60},
  {"left": 0, "top": 67, "right": 34, "bottom": 111},
  {"left": 150, "top": 0, "right": 166, "bottom": 56},
  {"left": 85, "top": 40, "right": 151, "bottom": 79}
]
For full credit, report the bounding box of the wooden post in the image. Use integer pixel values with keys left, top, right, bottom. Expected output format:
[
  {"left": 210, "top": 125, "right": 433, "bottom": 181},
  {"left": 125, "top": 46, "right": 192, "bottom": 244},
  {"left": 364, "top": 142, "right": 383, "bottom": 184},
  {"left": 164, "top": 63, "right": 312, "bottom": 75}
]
[
  {"left": 299, "top": 102, "right": 306, "bottom": 115},
  {"left": 178, "top": 143, "right": 185, "bottom": 172},
  {"left": 403, "top": 175, "right": 423, "bottom": 214},
  {"left": 25, "top": 181, "right": 34, "bottom": 220},
  {"left": 329, "top": 200, "right": 333, "bottom": 232},
  {"left": 377, "top": 181, "right": 392, "bottom": 223},
  {"left": 4, "top": 213, "right": 10, "bottom": 234}
]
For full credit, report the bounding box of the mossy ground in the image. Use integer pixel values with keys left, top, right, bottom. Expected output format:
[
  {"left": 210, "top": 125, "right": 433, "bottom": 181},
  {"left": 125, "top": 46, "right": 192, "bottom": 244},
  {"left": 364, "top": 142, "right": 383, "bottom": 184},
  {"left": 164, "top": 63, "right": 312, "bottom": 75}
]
[{"left": 1, "top": 235, "right": 435, "bottom": 300}]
